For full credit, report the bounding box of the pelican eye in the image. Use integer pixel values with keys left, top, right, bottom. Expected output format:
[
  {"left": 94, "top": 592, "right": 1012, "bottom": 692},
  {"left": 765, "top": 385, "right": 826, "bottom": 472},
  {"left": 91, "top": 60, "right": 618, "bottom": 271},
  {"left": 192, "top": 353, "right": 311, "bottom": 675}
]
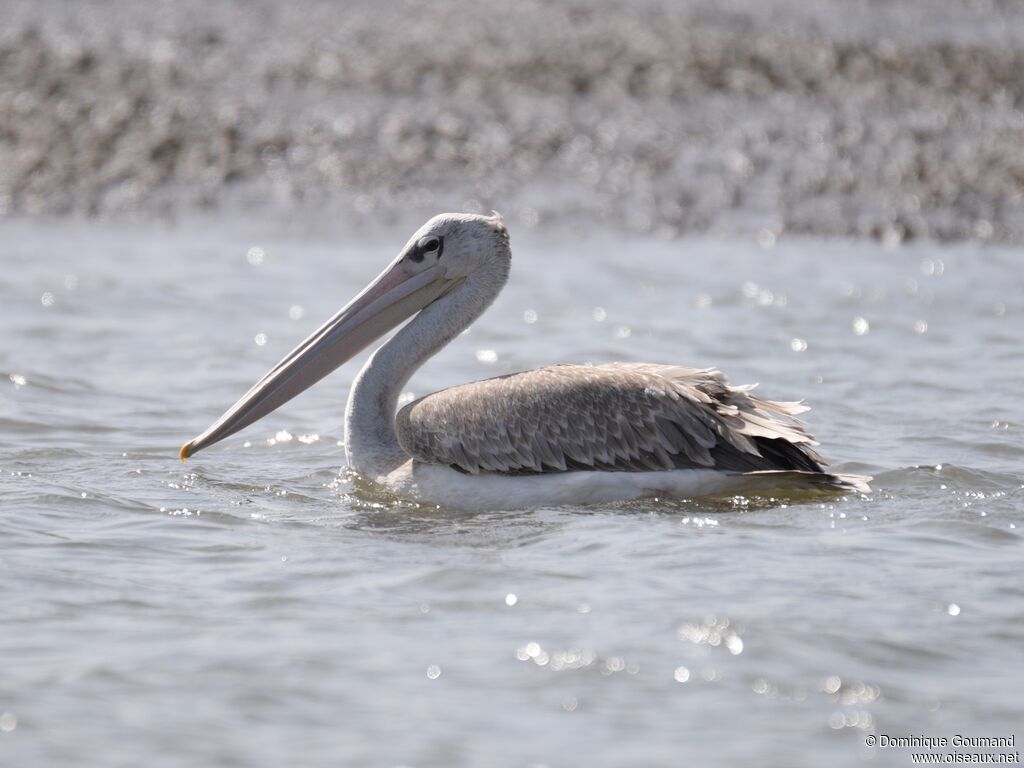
[
  {"left": 409, "top": 236, "right": 443, "bottom": 263},
  {"left": 420, "top": 236, "right": 442, "bottom": 254}
]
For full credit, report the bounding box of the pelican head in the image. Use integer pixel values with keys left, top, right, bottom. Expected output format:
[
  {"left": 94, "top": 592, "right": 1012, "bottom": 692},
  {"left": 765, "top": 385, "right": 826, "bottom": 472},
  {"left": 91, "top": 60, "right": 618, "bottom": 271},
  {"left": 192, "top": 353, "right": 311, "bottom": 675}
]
[{"left": 180, "top": 212, "right": 510, "bottom": 460}]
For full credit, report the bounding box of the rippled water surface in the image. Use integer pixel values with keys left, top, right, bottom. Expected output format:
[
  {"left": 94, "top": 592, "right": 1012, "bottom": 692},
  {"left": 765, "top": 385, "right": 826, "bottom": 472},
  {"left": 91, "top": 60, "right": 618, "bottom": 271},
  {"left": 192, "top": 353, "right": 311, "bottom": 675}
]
[{"left": 2, "top": 215, "right": 1022, "bottom": 766}]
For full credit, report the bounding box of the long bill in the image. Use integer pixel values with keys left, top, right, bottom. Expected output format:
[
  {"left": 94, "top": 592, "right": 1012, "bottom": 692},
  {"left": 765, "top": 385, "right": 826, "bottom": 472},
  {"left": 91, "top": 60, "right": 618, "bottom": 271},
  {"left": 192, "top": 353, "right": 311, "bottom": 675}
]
[{"left": 180, "top": 259, "right": 456, "bottom": 460}]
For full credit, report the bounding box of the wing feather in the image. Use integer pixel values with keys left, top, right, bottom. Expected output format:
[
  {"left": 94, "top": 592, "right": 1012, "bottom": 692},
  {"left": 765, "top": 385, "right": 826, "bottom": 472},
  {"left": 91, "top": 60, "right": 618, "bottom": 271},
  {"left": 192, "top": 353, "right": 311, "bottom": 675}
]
[{"left": 395, "top": 364, "right": 827, "bottom": 476}]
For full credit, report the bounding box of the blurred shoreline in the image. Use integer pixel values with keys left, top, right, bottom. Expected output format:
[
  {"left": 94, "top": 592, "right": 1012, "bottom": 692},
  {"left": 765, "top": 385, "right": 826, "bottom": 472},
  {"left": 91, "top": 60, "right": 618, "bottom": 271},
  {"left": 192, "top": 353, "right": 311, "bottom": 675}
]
[{"left": 2, "top": 0, "right": 1023, "bottom": 242}]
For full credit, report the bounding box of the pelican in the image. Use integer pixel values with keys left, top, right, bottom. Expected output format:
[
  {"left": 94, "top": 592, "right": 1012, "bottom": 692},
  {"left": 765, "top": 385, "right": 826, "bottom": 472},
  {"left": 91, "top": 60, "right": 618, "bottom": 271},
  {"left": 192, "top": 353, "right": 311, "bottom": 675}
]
[{"left": 181, "top": 213, "right": 869, "bottom": 509}]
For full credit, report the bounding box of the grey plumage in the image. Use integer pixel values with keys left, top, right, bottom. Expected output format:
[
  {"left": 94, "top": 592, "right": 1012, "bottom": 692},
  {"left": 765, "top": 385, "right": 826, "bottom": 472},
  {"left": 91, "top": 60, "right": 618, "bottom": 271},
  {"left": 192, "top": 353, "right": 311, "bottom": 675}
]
[{"left": 396, "top": 363, "right": 838, "bottom": 478}]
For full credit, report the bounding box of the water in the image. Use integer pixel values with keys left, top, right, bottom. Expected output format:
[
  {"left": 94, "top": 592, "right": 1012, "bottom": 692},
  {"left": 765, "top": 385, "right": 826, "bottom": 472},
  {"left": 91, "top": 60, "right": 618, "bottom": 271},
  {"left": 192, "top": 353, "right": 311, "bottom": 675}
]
[{"left": 2, "top": 215, "right": 1022, "bottom": 766}]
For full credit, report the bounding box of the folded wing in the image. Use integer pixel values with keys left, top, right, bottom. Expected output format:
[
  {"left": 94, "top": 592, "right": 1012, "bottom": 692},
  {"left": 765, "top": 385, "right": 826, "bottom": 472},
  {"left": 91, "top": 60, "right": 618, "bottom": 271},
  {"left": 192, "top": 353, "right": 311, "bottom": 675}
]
[{"left": 395, "top": 363, "right": 828, "bottom": 475}]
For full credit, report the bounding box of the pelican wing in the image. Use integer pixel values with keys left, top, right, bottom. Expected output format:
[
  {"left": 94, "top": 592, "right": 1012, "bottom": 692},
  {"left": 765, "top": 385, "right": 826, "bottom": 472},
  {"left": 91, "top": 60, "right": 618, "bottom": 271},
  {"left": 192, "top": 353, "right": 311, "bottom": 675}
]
[{"left": 395, "top": 364, "right": 829, "bottom": 475}]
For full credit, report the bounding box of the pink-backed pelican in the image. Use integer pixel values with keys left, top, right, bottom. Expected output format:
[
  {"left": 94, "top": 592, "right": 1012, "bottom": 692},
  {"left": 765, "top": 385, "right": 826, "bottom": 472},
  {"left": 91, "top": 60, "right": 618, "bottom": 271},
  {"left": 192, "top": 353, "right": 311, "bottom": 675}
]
[{"left": 181, "top": 213, "right": 869, "bottom": 509}]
